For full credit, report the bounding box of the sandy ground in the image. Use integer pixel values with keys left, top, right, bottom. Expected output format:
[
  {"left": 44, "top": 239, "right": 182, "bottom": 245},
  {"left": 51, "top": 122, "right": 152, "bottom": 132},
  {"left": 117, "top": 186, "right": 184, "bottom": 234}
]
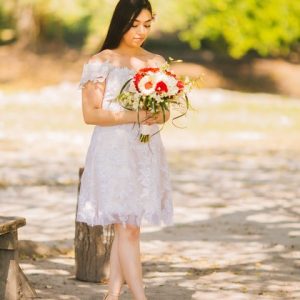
[{"left": 1, "top": 86, "right": 300, "bottom": 299}]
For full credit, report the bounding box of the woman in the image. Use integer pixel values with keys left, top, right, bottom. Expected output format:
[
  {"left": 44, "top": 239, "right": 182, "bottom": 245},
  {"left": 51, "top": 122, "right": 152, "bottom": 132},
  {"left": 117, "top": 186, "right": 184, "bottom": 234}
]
[{"left": 76, "top": 0, "right": 174, "bottom": 299}]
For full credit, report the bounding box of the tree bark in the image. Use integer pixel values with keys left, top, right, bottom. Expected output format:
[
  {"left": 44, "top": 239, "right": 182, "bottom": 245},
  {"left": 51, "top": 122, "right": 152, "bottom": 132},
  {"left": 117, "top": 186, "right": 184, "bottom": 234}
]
[{"left": 74, "top": 167, "right": 114, "bottom": 283}]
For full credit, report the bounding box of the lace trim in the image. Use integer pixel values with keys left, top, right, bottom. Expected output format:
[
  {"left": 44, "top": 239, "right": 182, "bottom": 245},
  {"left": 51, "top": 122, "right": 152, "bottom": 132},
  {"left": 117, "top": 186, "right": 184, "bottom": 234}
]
[
  {"left": 79, "top": 60, "right": 112, "bottom": 89},
  {"left": 78, "top": 59, "right": 153, "bottom": 90}
]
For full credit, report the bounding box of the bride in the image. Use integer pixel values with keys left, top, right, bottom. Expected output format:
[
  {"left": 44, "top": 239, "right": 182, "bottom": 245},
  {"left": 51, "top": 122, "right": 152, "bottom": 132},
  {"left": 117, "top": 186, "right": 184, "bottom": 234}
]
[{"left": 76, "top": 0, "right": 174, "bottom": 299}]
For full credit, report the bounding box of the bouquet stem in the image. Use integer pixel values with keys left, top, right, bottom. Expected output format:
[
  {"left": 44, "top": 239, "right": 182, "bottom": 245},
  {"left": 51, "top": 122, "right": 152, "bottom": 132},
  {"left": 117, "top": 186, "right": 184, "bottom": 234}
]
[
  {"left": 140, "top": 134, "right": 150, "bottom": 143},
  {"left": 140, "top": 124, "right": 151, "bottom": 143}
]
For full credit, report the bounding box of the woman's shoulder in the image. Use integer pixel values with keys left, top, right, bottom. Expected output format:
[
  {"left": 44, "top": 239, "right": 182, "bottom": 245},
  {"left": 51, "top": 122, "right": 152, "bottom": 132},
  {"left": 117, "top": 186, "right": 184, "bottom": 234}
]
[
  {"left": 79, "top": 50, "right": 114, "bottom": 88},
  {"left": 84, "top": 49, "right": 166, "bottom": 68},
  {"left": 86, "top": 49, "right": 114, "bottom": 64},
  {"left": 142, "top": 49, "right": 167, "bottom": 65}
]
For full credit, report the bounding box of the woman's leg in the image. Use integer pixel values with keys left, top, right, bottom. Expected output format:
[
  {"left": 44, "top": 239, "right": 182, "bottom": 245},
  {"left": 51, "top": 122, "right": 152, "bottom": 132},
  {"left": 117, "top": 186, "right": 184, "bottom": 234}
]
[
  {"left": 115, "top": 223, "right": 147, "bottom": 300},
  {"left": 106, "top": 225, "right": 125, "bottom": 299}
]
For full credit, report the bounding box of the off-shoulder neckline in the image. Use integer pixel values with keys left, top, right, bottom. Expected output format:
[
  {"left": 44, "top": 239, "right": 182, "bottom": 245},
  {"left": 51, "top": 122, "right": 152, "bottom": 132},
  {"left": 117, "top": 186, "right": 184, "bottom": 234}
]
[{"left": 84, "top": 59, "right": 158, "bottom": 73}]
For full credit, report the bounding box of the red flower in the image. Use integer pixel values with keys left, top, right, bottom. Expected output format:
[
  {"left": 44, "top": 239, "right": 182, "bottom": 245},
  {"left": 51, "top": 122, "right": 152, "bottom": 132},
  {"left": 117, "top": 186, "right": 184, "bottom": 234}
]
[
  {"left": 177, "top": 80, "right": 184, "bottom": 91},
  {"left": 140, "top": 67, "right": 159, "bottom": 73},
  {"left": 155, "top": 81, "right": 168, "bottom": 94},
  {"left": 165, "top": 70, "right": 177, "bottom": 79},
  {"left": 133, "top": 73, "right": 143, "bottom": 92}
]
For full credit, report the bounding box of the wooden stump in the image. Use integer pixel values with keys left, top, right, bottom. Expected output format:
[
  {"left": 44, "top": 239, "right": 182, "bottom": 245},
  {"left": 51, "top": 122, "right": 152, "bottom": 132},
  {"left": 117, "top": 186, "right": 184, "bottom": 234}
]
[
  {"left": 0, "top": 216, "right": 37, "bottom": 300},
  {"left": 74, "top": 167, "right": 115, "bottom": 283}
]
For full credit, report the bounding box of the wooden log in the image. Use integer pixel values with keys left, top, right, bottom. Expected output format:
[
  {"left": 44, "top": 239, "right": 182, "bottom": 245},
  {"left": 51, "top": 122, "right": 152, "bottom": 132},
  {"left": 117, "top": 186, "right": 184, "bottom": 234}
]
[
  {"left": 74, "top": 167, "right": 115, "bottom": 283},
  {"left": 18, "top": 264, "right": 38, "bottom": 299},
  {"left": 0, "top": 217, "right": 26, "bottom": 236},
  {"left": 0, "top": 217, "right": 37, "bottom": 300},
  {"left": 0, "top": 234, "right": 18, "bottom": 300}
]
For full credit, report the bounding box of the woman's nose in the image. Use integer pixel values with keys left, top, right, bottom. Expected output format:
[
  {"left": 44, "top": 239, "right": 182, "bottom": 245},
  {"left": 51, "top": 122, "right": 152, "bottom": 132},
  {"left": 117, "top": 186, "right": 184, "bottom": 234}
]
[{"left": 137, "top": 25, "right": 146, "bottom": 34}]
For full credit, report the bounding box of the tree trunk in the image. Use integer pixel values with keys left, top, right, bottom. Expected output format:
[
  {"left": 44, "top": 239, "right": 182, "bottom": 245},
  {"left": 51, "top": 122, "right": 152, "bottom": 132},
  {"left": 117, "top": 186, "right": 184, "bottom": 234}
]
[
  {"left": 74, "top": 168, "right": 114, "bottom": 283},
  {"left": 15, "top": 2, "right": 39, "bottom": 50}
]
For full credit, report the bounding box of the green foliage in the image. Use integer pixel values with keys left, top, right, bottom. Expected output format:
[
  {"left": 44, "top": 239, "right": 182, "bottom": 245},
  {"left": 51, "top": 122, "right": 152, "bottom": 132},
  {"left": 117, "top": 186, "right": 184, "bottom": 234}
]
[
  {"left": 0, "top": 0, "right": 16, "bottom": 44},
  {"left": 176, "top": 0, "right": 300, "bottom": 58},
  {"left": 0, "top": 0, "right": 114, "bottom": 49},
  {"left": 0, "top": 0, "right": 300, "bottom": 58}
]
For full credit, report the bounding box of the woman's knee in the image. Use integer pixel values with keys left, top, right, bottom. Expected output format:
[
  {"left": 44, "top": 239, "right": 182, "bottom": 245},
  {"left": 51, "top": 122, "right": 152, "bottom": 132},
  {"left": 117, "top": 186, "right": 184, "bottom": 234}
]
[{"left": 115, "top": 223, "right": 140, "bottom": 241}]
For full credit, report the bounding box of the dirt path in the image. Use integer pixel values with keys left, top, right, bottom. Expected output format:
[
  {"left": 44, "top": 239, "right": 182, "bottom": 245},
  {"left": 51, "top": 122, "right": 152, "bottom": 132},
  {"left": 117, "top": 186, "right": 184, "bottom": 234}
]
[
  {"left": 1, "top": 87, "right": 300, "bottom": 299},
  {"left": 10, "top": 147, "right": 300, "bottom": 300}
]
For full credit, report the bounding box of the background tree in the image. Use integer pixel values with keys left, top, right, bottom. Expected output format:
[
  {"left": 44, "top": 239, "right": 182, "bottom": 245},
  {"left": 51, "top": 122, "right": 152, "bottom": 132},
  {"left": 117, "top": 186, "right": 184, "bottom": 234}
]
[
  {"left": 0, "top": 0, "right": 300, "bottom": 58},
  {"left": 175, "top": 0, "right": 300, "bottom": 58}
]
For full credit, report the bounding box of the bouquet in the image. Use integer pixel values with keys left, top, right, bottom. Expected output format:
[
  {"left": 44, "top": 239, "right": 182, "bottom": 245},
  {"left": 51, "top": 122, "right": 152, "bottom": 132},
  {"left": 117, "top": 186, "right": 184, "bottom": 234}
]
[{"left": 117, "top": 59, "right": 193, "bottom": 143}]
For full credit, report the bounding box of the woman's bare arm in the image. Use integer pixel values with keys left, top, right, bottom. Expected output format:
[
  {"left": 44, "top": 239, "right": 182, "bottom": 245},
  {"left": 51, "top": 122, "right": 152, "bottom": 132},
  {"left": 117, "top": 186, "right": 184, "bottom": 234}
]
[{"left": 82, "top": 79, "right": 147, "bottom": 126}]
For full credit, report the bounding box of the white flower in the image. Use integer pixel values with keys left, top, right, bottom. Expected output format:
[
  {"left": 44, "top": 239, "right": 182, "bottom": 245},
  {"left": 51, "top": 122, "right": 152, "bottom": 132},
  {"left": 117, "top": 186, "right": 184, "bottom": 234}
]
[
  {"left": 154, "top": 73, "right": 179, "bottom": 96},
  {"left": 132, "top": 93, "right": 140, "bottom": 110},
  {"left": 138, "top": 75, "right": 156, "bottom": 95}
]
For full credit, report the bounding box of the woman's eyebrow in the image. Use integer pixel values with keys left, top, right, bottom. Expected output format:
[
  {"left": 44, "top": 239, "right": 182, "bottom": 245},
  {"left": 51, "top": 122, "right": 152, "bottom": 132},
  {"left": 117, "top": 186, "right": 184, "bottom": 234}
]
[{"left": 134, "top": 18, "right": 152, "bottom": 23}]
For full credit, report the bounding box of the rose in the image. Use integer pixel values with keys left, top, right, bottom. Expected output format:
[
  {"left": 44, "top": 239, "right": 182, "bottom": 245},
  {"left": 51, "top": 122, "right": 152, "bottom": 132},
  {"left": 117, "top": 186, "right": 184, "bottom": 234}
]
[
  {"left": 177, "top": 80, "right": 184, "bottom": 92},
  {"left": 155, "top": 81, "right": 168, "bottom": 94}
]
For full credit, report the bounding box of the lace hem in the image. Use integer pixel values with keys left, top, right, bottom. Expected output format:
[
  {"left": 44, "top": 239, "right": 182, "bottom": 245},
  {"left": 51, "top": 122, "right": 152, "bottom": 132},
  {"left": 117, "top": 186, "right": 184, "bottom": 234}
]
[{"left": 76, "top": 209, "right": 174, "bottom": 229}]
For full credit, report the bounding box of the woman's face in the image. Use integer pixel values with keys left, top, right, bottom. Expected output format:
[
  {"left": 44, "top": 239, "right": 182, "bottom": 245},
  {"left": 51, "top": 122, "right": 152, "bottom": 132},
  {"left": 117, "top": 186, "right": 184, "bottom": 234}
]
[{"left": 121, "top": 9, "right": 153, "bottom": 48}]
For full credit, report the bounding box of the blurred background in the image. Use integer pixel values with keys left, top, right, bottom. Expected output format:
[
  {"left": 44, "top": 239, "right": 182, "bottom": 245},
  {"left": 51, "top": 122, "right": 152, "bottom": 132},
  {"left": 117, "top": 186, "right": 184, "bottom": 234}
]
[
  {"left": 1, "top": 0, "right": 300, "bottom": 94},
  {"left": 0, "top": 0, "right": 300, "bottom": 299}
]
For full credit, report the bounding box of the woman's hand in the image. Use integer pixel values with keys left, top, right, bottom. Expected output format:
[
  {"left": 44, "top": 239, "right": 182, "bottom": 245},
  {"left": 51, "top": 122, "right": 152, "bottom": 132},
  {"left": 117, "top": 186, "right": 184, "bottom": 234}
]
[
  {"left": 137, "top": 110, "right": 148, "bottom": 124},
  {"left": 142, "top": 110, "right": 170, "bottom": 125}
]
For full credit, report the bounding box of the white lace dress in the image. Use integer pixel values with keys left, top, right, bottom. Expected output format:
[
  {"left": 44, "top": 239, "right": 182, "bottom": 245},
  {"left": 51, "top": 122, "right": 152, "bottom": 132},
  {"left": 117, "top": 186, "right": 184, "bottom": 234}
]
[{"left": 76, "top": 60, "right": 174, "bottom": 228}]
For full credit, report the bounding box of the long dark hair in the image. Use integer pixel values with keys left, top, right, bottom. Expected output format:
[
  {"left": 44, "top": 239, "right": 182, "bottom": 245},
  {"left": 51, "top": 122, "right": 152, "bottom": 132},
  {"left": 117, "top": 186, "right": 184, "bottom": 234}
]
[{"left": 100, "top": 0, "right": 153, "bottom": 51}]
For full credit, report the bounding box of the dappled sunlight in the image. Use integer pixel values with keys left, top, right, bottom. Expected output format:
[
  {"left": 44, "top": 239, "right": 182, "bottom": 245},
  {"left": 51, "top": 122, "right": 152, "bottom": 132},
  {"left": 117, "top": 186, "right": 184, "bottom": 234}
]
[
  {"left": 1, "top": 85, "right": 300, "bottom": 298},
  {"left": 1, "top": 0, "right": 300, "bottom": 298}
]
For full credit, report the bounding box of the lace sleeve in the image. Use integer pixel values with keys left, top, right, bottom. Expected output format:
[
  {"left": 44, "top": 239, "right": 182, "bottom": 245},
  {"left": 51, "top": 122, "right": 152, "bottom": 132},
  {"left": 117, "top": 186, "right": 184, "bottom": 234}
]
[{"left": 79, "top": 60, "right": 111, "bottom": 89}]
